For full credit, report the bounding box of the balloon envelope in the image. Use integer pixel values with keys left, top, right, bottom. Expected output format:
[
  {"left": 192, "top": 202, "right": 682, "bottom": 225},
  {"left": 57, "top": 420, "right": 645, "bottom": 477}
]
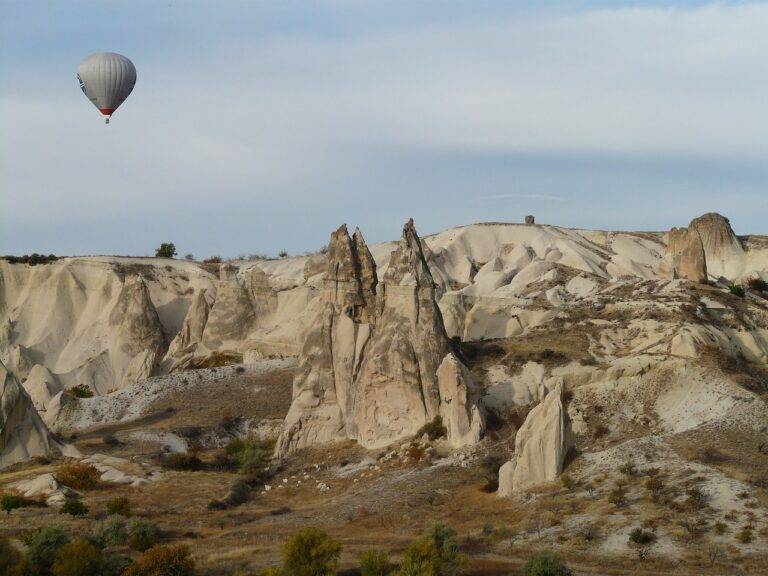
[{"left": 77, "top": 52, "right": 136, "bottom": 117}]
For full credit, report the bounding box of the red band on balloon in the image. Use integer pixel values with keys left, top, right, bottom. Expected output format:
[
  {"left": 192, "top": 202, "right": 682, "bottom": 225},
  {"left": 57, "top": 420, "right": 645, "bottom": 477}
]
[{"left": 99, "top": 108, "right": 116, "bottom": 116}]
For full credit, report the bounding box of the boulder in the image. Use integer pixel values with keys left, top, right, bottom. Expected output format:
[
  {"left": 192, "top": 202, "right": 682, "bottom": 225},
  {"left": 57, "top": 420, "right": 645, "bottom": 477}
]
[
  {"left": 1, "top": 360, "right": 60, "bottom": 468},
  {"left": 498, "top": 382, "right": 567, "bottom": 495},
  {"left": 12, "top": 472, "right": 79, "bottom": 507}
]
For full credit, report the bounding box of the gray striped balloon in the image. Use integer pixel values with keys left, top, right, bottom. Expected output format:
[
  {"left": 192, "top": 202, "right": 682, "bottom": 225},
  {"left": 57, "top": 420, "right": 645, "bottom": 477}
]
[{"left": 77, "top": 52, "right": 136, "bottom": 123}]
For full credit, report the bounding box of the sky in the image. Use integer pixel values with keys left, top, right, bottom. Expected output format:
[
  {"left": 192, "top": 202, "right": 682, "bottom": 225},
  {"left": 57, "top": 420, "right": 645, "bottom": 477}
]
[{"left": 2, "top": 1, "right": 767, "bottom": 258}]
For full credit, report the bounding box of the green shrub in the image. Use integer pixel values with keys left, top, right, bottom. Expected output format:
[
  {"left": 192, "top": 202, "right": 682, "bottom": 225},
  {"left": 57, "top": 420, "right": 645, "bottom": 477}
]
[
  {"left": 628, "top": 528, "right": 656, "bottom": 560},
  {"left": 93, "top": 515, "right": 128, "bottom": 548},
  {"left": 127, "top": 518, "right": 160, "bottom": 552},
  {"left": 521, "top": 551, "right": 573, "bottom": 576},
  {"left": 1, "top": 492, "right": 28, "bottom": 514},
  {"left": 360, "top": 549, "right": 389, "bottom": 576},
  {"left": 283, "top": 528, "right": 341, "bottom": 576},
  {"left": 25, "top": 526, "right": 70, "bottom": 576},
  {"left": 124, "top": 544, "right": 194, "bottom": 576},
  {"left": 155, "top": 243, "right": 177, "bottom": 259},
  {"left": 397, "top": 523, "right": 463, "bottom": 576},
  {"left": 56, "top": 461, "right": 100, "bottom": 490},
  {"left": 239, "top": 443, "right": 269, "bottom": 477},
  {"left": 416, "top": 416, "right": 447, "bottom": 441},
  {"left": 61, "top": 497, "right": 88, "bottom": 517},
  {"left": 729, "top": 285, "right": 745, "bottom": 298},
  {"left": 69, "top": 384, "right": 94, "bottom": 398},
  {"left": 736, "top": 526, "right": 753, "bottom": 544},
  {"left": 105, "top": 496, "right": 132, "bottom": 517},
  {"left": 51, "top": 538, "right": 103, "bottom": 576},
  {"left": 162, "top": 453, "right": 204, "bottom": 471},
  {"left": 608, "top": 484, "right": 628, "bottom": 508},
  {"left": 0, "top": 536, "right": 24, "bottom": 574},
  {"left": 747, "top": 277, "right": 768, "bottom": 292}
]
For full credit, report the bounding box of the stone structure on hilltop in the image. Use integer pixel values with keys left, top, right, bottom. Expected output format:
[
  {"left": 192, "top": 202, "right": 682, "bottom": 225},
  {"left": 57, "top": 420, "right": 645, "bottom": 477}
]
[
  {"left": 276, "top": 220, "right": 485, "bottom": 456},
  {"left": 1, "top": 360, "right": 60, "bottom": 468},
  {"left": 498, "top": 382, "right": 568, "bottom": 495}
]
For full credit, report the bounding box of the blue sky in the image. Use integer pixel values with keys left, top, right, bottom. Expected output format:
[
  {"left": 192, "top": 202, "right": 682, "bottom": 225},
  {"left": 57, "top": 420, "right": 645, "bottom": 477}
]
[{"left": 2, "top": 1, "right": 767, "bottom": 258}]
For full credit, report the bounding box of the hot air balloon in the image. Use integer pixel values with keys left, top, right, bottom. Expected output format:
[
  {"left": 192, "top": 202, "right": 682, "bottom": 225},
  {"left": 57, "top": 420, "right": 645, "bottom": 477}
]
[{"left": 77, "top": 52, "right": 136, "bottom": 124}]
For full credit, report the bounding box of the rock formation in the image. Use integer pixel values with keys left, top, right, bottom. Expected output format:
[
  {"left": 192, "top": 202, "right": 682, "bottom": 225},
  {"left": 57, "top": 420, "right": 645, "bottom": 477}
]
[
  {"left": 22, "top": 364, "right": 62, "bottom": 413},
  {"left": 437, "top": 353, "right": 485, "bottom": 448},
  {"left": 201, "top": 265, "right": 255, "bottom": 350},
  {"left": 498, "top": 382, "right": 567, "bottom": 495},
  {"left": 353, "top": 219, "right": 455, "bottom": 448},
  {"left": 666, "top": 227, "right": 708, "bottom": 283},
  {"left": 1, "top": 360, "right": 59, "bottom": 468},
  {"left": 109, "top": 275, "right": 168, "bottom": 388},
  {"left": 689, "top": 212, "right": 745, "bottom": 279},
  {"left": 276, "top": 220, "right": 484, "bottom": 456},
  {"left": 244, "top": 266, "right": 278, "bottom": 320},
  {"left": 165, "top": 289, "right": 210, "bottom": 359}
]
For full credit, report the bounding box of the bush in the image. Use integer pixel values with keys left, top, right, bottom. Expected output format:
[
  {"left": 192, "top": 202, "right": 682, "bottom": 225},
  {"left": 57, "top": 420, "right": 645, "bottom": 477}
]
[
  {"left": 608, "top": 484, "right": 628, "bottom": 508},
  {"left": 93, "top": 515, "right": 128, "bottom": 548},
  {"left": 736, "top": 526, "right": 753, "bottom": 544},
  {"left": 61, "top": 496, "right": 88, "bottom": 517},
  {"left": 25, "top": 526, "right": 70, "bottom": 576},
  {"left": 747, "top": 277, "right": 768, "bottom": 292},
  {"left": 203, "top": 256, "right": 222, "bottom": 264},
  {"left": 2, "top": 253, "right": 59, "bottom": 266},
  {"left": 729, "top": 285, "right": 745, "bottom": 298},
  {"left": 1, "top": 492, "right": 27, "bottom": 514},
  {"left": 184, "top": 254, "right": 195, "bottom": 261},
  {"left": 51, "top": 538, "right": 103, "bottom": 576},
  {"left": 105, "top": 496, "right": 132, "bottom": 517},
  {"left": 124, "top": 544, "right": 194, "bottom": 576},
  {"left": 560, "top": 474, "right": 575, "bottom": 490},
  {"left": 0, "top": 536, "right": 24, "bottom": 574},
  {"left": 69, "top": 384, "right": 94, "bottom": 398},
  {"left": 155, "top": 243, "right": 177, "bottom": 259},
  {"left": 283, "top": 528, "right": 341, "bottom": 576},
  {"left": 239, "top": 442, "right": 269, "bottom": 477},
  {"left": 397, "top": 524, "right": 463, "bottom": 576},
  {"left": 521, "top": 551, "right": 573, "bottom": 576},
  {"left": 57, "top": 462, "right": 100, "bottom": 490},
  {"left": 161, "top": 453, "right": 204, "bottom": 471},
  {"left": 360, "top": 549, "right": 389, "bottom": 576},
  {"left": 127, "top": 518, "right": 160, "bottom": 552},
  {"left": 628, "top": 528, "right": 656, "bottom": 560},
  {"left": 278, "top": 250, "right": 289, "bottom": 258},
  {"left": 416, "top": 416, "right": 447, "bottom": 442}
]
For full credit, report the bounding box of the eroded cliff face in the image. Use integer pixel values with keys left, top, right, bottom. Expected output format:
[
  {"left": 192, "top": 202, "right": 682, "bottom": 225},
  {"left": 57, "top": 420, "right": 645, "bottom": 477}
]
[
  {"left": 276, "top": 220, "right": 485, "bottom": 456},
  {"left": 666, "top": 226, "right": 708, "bottom": 283},
  {"left": 1, "top": 360, "right": 59, "bottom": 468}
]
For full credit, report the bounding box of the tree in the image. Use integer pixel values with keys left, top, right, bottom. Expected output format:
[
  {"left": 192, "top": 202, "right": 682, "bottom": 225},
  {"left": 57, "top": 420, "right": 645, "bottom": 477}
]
[
  {"left": 283, "top": 528, "right": 341, "bottom": 576},
  {"left": 155, "top": 243, "right": 177, "bottom": 258},
  {"left": 521, "top": 551, "right": 573, "bottom": 576},
  {"left": 51, "top": 538, "right": 104, "bottom": 576}
]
